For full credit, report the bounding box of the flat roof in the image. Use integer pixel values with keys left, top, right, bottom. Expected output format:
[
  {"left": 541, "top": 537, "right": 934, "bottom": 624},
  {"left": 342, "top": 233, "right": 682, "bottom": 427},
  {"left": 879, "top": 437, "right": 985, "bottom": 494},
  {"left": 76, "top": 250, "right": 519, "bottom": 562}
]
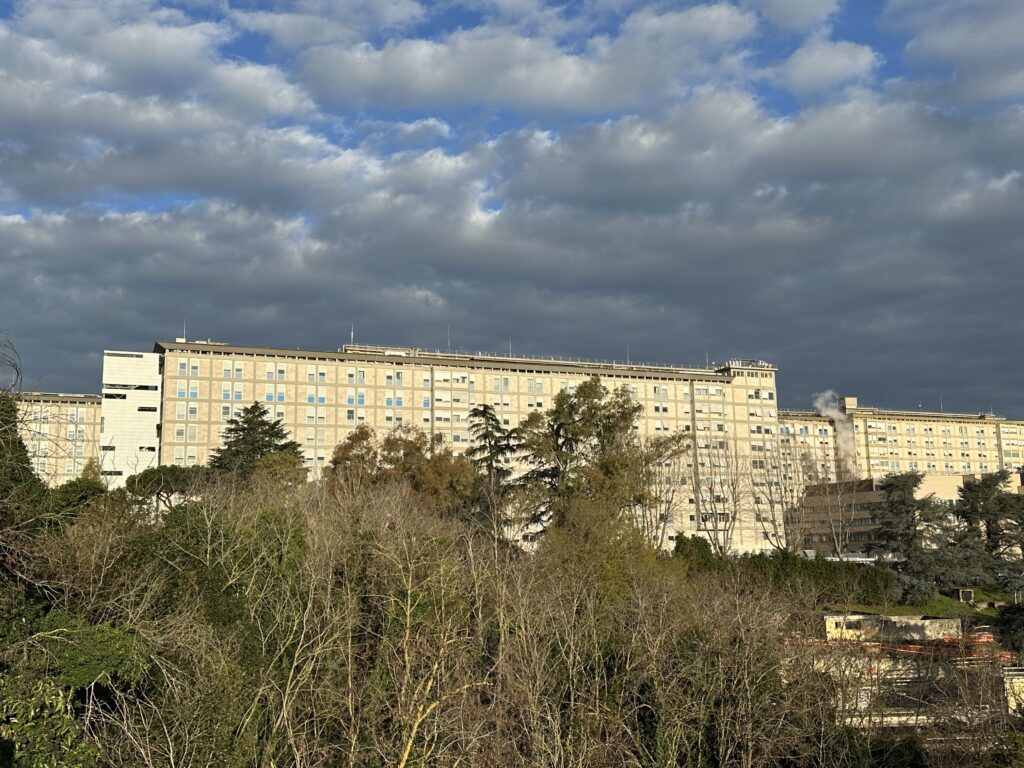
[
  {"left": 17, "top": 391, "right": 101, "bottom": 403},
  {"left": 153, "top": 340, "right": 760, "bottom": 383}
]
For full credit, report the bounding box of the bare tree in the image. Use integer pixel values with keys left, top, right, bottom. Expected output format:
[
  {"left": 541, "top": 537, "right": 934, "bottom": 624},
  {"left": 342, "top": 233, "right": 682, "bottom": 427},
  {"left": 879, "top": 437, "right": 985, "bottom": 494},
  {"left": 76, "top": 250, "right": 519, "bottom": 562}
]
[{"left": 691, "top": 436, "right": 748, "bottom": 556}]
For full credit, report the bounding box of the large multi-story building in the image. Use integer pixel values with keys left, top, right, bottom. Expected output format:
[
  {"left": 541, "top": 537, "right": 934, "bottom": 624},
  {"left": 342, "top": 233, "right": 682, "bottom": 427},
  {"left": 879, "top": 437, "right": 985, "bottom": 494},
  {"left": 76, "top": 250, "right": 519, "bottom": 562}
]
[
  {"left": 149, "top": 339, "right": 781, "bottom": 552},
  {"left": 15, "top": 337, "right": 1024, "bottom": 555},
  {"left": 18, "top": 338, "right": 784, "bottom": 553}
]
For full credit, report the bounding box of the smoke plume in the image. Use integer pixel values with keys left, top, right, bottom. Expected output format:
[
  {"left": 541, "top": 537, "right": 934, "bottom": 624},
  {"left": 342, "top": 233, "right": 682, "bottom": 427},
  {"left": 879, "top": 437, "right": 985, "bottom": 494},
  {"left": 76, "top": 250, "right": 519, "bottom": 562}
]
[{"left": 813, "top": 389, "right": 858, "bottom": 479}]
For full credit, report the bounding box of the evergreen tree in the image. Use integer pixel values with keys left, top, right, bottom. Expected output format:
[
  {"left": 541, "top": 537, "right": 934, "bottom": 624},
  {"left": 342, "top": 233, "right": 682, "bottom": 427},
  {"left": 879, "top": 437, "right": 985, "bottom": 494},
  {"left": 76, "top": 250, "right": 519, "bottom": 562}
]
[
  {"left": 0, "top": 394, "right": 43, "bottom": 515},
  {"left": 466, "top": 404, "right": 516, "bottom": 497},
  {"left": 208, "top": 402, "right": 302, "bottom": 478}
]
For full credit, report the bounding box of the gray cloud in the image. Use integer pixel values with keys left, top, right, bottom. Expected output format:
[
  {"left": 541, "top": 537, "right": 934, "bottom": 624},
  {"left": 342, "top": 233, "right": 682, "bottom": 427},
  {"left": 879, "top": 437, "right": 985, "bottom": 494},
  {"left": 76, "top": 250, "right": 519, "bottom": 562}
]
[{"left": 1, "top": 1, "right": 1024, "bottom": 419}]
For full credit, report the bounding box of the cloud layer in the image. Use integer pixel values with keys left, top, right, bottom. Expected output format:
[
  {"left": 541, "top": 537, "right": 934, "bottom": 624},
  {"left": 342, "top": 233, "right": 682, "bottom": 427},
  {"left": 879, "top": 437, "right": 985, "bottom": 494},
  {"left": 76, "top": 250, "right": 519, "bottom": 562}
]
[{"left": 1, "top": 0, "right": 1023, "bottom": 415}]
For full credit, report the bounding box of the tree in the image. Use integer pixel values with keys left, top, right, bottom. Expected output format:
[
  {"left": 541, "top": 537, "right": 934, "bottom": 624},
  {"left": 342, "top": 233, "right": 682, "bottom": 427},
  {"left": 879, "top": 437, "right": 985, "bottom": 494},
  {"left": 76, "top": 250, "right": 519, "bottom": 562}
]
[
  {"left": 208, "top": 401, "right": 302, "bottom": 478},
  {"left": 330, "top": 425, "right": 479, "bottom": 522},
  {"left": 690, "top": 437, "right": 752, "bottom": 556},
  {"left": 956, "top": 470, "right": 1024, "bottom": 560},
  {"left": 465, "top": 404, "right": 518, "bottom": 544},
  {"left": 515, "top": 376, "right": 643, "bottom": 531},
  {"left": 124, "top": 465, "right": 205, "bottom": 508},
  {"left": 868, "top": 472, "right": 990, "bottom": 602}
]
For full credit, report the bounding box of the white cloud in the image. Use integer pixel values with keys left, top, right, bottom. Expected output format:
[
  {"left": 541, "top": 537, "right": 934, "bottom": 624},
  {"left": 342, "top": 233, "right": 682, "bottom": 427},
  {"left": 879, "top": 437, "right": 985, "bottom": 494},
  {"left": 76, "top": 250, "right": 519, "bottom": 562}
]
[
  {"left": 887, "top": 0, "right": 1024, "bottom": 103},
  {"left": 299, "top": 4, "right": 757, "bottom": 112},
  {"left": 779, "top": 33, "right": 881, "bottom": 94}
]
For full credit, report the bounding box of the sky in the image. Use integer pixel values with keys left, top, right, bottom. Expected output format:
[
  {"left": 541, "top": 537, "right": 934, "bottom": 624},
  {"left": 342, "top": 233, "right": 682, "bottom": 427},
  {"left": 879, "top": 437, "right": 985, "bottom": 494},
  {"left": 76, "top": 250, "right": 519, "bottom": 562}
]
[{"left": 1, "top": 0, "right": 1023, "bottom": 414}]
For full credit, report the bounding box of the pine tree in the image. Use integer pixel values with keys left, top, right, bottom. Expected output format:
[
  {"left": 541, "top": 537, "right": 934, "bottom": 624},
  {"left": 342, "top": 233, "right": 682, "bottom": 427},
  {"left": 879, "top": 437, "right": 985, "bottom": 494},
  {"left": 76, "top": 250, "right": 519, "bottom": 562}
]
[
  {"left": 209, "top": 402, "right": 302, "bottom": 478},
  {"left": 0, "top": 393, "right": 43, "bottom": 508}
]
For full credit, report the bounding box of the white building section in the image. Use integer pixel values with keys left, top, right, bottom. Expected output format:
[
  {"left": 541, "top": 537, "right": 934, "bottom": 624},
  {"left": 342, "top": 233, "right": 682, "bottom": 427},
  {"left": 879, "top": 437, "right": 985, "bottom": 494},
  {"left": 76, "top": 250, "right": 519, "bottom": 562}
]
[{"left": 99, "top": 351, "right": 162, "bottom": 487}]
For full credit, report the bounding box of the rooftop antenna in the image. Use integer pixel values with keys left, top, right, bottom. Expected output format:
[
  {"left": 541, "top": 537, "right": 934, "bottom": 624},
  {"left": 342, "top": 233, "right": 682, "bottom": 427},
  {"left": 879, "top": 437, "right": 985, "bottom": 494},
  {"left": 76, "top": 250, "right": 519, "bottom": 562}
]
[
  {"left": 447, "top": 325, "right": 451, "bottom": 353},
  {"left": 626, "top": 343, "right": 630, "bottom": 365},
  {"left": 705, "top": 349, "right": 710, "bottom": 367},
  {"left": 509, "top": 338, "right": 512, "bottom": 356},
  {"left": 939, "top": 393, "right": 943, "bottom": 412},
  {"left": 350, "top": 322, "right": 354, "bottom": 345},
  {"left": 182, "top": 318, "right": 187, "bottom": 341}
]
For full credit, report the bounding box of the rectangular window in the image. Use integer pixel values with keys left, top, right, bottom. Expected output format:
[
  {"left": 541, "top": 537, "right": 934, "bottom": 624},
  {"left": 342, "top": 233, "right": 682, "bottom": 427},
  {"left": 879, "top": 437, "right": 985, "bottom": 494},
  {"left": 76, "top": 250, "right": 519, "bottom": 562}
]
[
  {"left": 176, "top": 380, "right": 186, "bottom": 398},
  {"left": 234, "top": 366, "right": 243, "bottom": 379},
  {"left": 233, "top": 384, "right": 243, "bottom": 401},
  {"left": 221, "top": 405, "right": 231, "bottom": 420},
  {"left": 277, "top": 367, "right": 286, "bottom": 381},
  {"left": 396, "top": 396, "right": 403, "bottom": 407},
  {"left": 190, "top": 361, "right": 199, "bottom": 377},
  {"left": 266, "top": 387, "right": 274, "bottom": 402},
  {"left": 277, "top": 389, "right": 285, "bottom": 402},
  {"left": 423, "top": 397, "right": 430, "bottom": 408},
  {"left": 222, "top": 364, "right": 232, "bottom": 379},
  {"left": 346, "top": 409, "right": 355, "bottom": 424},
  {"left": 177, "top": 361, "right": 187, "bottom": 376},
  {"left": 188, "top": 381, "right": 198, "bottom": 398}
]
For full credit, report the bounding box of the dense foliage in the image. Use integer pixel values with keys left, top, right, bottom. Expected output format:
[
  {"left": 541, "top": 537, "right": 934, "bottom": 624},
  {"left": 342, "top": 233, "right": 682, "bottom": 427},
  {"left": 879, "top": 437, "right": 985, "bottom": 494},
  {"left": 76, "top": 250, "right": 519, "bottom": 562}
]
[{"left": 3, "top": 378, "right": 1024, "bottom": 767}]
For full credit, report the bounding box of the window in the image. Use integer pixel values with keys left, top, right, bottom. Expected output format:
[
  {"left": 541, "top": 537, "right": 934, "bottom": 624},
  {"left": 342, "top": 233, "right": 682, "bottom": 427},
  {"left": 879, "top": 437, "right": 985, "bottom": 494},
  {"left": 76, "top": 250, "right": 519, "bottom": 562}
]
[
  {"left": 277, "top": 367, "right": 286, "bottom": 381},
  {"left": 234, "top": 365, "right": 243, "bottom": 379},
  {"left": 188, "top": 404, "right": 198, "bottom": 420},
  {"left": 423, "top": 397, "right": 430, "bottom": 408},
  {"left": 277, "top": 389, "right": 285, "bottom": 402},
  {"left": 222, "top": 364, "right": 232, "bottom": 379},
  {"left": 190, "top": 361, "right": 199, "bottom": 377},
  {"left": 233, "top": 384, "right": 243, "bottom": 401},
  {"left": 176, "top": 380, "right": 186, "bottom": 398},
  {"left": 221, "top": 405, "right": 231, "bottom": 420},
  {"left": 346, "top": 410, "right": 355, "bottom": 424},
  {"left": 177, "top": 361, "right": 187, "bottom": 376},
  {"left": 176, "top": 402, "right": 186, "bottom": 421},
  {"left": 188, "top": 381, "right": 198, "bottom": 398},
  {"left": 266, "top": 387, "right": 275, "bottom": 402}
]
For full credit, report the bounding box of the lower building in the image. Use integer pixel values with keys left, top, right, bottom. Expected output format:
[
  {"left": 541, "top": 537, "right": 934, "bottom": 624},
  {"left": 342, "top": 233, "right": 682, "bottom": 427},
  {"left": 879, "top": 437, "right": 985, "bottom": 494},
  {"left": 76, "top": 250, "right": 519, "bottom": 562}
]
[
  {"left": 16, "top": 392, "right": 102, "bottom": 486},
  {"left": 793, "top": 472, "right": 1024, "bottom": 557}
]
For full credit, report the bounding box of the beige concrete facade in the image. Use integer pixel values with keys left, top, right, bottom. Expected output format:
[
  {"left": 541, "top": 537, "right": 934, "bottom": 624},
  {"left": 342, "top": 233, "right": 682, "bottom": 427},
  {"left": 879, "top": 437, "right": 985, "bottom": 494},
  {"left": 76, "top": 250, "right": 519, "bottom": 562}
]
[
  {"left": 151, "top": 340, "right": 781, "bottom": 553},
  {"left": 780, "top": 396, "right": 1024, "bottom": 484},
  {"left": 16, "top": 392, "right": 102, "bottom": 486}
]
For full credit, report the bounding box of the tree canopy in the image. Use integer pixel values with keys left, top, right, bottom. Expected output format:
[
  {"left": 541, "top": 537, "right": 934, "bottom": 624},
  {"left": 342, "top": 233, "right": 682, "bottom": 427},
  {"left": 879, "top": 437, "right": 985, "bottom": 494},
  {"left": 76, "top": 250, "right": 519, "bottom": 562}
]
[{"left": 208, "top": 401, "right": 302, "bottom": 478}]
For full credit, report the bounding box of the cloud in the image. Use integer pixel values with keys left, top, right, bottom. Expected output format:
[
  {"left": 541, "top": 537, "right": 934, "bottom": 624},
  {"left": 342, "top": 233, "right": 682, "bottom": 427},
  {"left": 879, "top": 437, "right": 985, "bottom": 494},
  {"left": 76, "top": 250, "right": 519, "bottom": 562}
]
[
  {"left": 743, "top": 0, "right": 839, "bottom": 30},
  {"left": 778, "top": 32, "right": 882, "bottom": 94},
  {"left": 298, "top": 5, "right": 758, "bottom": 112},
  {"left": 2, "top": 0, "right": 1024, "bottom": 419},
  {"left": 887, "top": 0, "right": 1024, "bottom": 103}
]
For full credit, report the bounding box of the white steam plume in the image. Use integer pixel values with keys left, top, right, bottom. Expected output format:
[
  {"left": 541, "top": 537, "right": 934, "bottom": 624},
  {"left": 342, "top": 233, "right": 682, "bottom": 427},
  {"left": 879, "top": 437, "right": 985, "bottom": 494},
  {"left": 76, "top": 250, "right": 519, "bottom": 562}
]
[{"left": 813, "top": 389, "right": 858, "bottom": 479}]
